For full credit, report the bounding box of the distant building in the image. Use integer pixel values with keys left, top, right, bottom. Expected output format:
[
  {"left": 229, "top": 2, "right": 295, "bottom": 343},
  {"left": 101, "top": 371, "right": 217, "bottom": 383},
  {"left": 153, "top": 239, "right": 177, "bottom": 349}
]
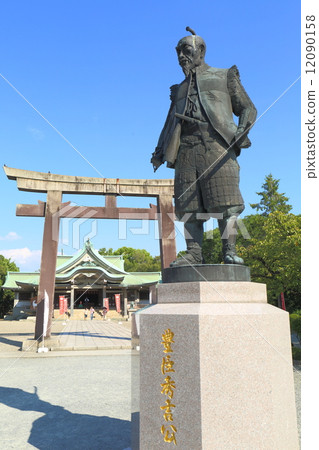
[{"left": 3, "top": 241, "right": 161, "bottom": 319}]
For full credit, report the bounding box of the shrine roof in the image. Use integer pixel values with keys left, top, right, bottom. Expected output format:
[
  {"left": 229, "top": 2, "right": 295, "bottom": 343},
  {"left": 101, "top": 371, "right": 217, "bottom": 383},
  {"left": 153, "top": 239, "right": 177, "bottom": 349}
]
[
  {"left": 56, "top": 255, "right": 72, "bottom": 267},
  {"left": 3, "top": 272, "right": 40, "bottom": 289},
  {"left": 122, "top": 272, "right": 161, "bottom": 286},
  {"left": 2, "top": 242, "right": 161, "bottom": 290},
  {"left": 55, "top": 240, "right": 125, "bottom": 274}
]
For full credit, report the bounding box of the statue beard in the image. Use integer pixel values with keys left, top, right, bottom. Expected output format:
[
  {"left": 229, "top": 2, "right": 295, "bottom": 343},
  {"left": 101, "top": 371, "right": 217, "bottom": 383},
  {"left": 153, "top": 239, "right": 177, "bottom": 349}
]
[
  {"left": 180, "top": 60, "right": 193, "bottom": 77},
  {"left": 180, "top": 57, "right": 202, "bottom": 77}
]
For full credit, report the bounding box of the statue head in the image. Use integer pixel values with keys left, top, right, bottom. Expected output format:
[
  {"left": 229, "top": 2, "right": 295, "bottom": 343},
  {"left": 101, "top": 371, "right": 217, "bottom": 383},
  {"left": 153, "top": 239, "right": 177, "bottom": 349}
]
[{"left": 176, "top": 27, "right": 206, "bottom": 76}]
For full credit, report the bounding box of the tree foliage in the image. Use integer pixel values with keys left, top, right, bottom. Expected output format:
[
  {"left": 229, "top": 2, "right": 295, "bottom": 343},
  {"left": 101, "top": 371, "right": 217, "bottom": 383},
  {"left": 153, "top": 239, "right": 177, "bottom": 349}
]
[
  {"left": 290, "top": 310, "right": 301, "bottom": 343},
  {"left": 237, "top": 212, "right": 301, "bottom": 310},
  {"left": 250, "top": 174, "right": 292, "bottom": 216},
  {"left": 0, "top": 255, "right": 19, "bottom": 285},
  {"left": 202, "top": 228, "right": 223, "bottom": 264},
  {"left": 99, "top": 247, "right": 161, "bottom": 272},
  {"left": 0, "top": 255, "right": 19, "bottom": 318},
  {"left": 202, "top": 174, "right": 300, "bottom": 311}
]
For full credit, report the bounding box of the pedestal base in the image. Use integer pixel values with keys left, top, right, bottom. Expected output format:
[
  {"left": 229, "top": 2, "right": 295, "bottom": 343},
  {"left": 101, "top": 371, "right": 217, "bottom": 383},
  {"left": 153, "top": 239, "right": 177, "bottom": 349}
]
[
  {"left": 135, "top": 282, "right": 298, "bottom": 449},
  {"left": 162, "top": 264, "right": 250, "bottom": 283}
]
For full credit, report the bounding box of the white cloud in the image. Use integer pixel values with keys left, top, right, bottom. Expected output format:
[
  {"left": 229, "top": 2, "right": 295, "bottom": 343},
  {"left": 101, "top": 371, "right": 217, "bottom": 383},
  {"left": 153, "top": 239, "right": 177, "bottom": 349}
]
[
  {"left": 0, "top": 232, "right": 22, "bottom": 241},
  {"left": 0, "top": 248, "right": 42, "bottom": 271},
  {"left": 27, "top": 127, "right": 45, "bottom": 141}
]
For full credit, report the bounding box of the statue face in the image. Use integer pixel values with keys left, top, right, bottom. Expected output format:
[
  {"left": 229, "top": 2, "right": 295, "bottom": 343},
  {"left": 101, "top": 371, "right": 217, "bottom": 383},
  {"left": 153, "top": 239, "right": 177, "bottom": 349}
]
[{"left": 176, "top": 36, "right": 204, "bottom": 75}]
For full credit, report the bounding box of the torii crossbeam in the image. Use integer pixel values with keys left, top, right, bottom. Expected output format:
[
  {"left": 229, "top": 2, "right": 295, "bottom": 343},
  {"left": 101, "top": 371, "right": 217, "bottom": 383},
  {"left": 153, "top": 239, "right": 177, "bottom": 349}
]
[{"left": 4, "top": 166, "right": 176, "bottom": 340}]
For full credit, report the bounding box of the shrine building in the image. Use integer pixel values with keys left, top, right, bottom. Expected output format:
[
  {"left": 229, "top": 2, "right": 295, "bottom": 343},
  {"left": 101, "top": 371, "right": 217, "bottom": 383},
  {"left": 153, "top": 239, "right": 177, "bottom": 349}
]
[{"left": 3, "top": 240, "right": 161, "bottom": 319}]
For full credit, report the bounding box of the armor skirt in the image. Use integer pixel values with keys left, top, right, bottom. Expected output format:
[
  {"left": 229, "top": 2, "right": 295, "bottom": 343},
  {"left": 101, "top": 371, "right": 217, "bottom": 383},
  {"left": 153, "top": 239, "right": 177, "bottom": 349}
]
[{"left": 174, "top": 131, "right": 244, "bottom": 220}]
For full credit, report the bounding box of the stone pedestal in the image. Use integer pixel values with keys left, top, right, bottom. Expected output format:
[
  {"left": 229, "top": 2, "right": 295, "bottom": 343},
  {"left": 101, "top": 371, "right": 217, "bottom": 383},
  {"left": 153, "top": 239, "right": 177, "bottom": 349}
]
[
  {"left": 162, "top": 264, "right": 251, "bottom": 283},
  {"left": 135, "top": 281, "right": 298, "bottom": 449}
]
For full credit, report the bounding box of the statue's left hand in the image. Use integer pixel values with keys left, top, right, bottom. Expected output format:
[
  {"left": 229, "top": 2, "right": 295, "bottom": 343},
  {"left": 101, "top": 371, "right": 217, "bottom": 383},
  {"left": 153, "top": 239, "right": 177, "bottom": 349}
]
[
  {"left": 233, "top": 126, "right": 252, "bottom": 149},
  {"left": 234, "top": 126, "right": 246, "bottom": 146}
]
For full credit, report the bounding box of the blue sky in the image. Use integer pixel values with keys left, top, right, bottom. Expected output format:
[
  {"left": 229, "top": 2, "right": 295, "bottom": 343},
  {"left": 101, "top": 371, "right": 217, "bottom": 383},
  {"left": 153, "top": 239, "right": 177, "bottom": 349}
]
[{"left": 0, "top": 0, "right": 301, "bottom": 271}]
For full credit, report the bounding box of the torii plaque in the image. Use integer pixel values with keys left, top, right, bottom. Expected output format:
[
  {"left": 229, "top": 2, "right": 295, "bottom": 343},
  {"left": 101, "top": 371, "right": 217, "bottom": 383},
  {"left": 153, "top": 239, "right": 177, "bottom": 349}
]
[{"left": 4, "top": 166, "right": 176, "bottom": 340}]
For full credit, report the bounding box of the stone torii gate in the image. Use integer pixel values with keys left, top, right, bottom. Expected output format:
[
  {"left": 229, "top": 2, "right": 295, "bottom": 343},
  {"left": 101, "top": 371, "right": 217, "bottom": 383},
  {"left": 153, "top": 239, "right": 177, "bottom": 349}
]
[{"left": 4, "top": 166, "right": 176, "bottom": 340}]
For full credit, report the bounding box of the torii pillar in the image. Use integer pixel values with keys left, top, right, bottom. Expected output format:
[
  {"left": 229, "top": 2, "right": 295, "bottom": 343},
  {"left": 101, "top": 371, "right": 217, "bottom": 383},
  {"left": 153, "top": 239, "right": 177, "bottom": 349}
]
[{"left": 34, "top": 190, "right": 62, "bottom": 340}]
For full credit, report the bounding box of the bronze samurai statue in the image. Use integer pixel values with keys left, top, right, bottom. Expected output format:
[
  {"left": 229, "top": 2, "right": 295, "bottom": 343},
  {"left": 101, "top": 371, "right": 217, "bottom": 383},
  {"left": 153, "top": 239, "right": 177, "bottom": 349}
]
[{"left": 151, "top": 27, "right": 257, "bottom": 267}]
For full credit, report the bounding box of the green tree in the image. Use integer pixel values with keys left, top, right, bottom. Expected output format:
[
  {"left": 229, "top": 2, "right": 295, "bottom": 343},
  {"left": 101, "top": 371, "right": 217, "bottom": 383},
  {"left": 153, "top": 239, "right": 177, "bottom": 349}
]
[
  {"left": 250, "top": 174, "right": 292, "bottom": 216},
  {"left": 237, "top": 211, "right": 301, "bottom": 311},
  {"left": 240, "top": 175, "right": 299, "bottom": 310},
  {"left": 202, "top": 228, "right": 223, "bottom": 264},
  {"left": 0, "top": 255, "right": 19, "bottom": 284},
  {"left": 99, "top": 247, "right": 161, "bottom": 272},
  {"left": 0, "top": 255, "right": 19, "bottom": 318},
  {"left": 290, "top": 310, "right": 301, "bottom": 343},
  {"left": 202, "top": 215, "right": 268, "bottom": 265},
  {"left": 202, "top": 175, "right": 300, "bottom": 311}
]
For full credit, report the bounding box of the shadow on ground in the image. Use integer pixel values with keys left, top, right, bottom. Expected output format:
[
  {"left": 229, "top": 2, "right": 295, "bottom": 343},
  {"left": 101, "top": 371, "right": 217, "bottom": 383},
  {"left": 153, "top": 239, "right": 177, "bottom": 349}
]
[
  {"left": 61, "top": 331, "right": 130, "bottom": 340},
  {"left": 0, "top": 332, "right": 62, "bottom": 350},
  {"left": 0, "top": 386, "right": 130, "bottom": 449},
  {"left": 0, "top": 336, "right": 22, "bottom": 348}
]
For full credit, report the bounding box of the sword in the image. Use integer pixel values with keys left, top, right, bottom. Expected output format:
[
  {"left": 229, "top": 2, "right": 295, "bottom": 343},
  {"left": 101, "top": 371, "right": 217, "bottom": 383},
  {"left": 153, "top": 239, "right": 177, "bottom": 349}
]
[{"left": 174, "top": 113, "right": 206, "bottom": 124}]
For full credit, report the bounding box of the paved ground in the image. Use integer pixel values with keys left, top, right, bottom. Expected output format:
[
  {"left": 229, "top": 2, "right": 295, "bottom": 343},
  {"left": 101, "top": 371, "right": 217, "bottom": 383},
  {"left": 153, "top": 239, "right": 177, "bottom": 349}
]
[
  {"left": 0, "top": 350, "right": 133, "bottom": 449},
  {"left": 0, "top": 319, "right": 65, "bottom": 353},
  {"left": 56, "top": 320, "right": 131, "bottom": 351},
  {"left": 0, "top": 319, "right": 134, "bottom": 449},
  {"left": 0, "top": 319, "right": 301, "bottom": 449},
  {"left": 0, "top": 318, "right": 131, "bottom": 353}
]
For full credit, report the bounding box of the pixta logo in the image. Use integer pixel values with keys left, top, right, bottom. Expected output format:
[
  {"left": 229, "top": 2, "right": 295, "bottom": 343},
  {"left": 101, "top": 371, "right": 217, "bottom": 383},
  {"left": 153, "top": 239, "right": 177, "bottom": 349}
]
[
  {"left": 117, "top": 212, "right": 250, "bottom": 240},
  {"left": 52, "top": 202, "right": 98, "bottom": 250}
]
